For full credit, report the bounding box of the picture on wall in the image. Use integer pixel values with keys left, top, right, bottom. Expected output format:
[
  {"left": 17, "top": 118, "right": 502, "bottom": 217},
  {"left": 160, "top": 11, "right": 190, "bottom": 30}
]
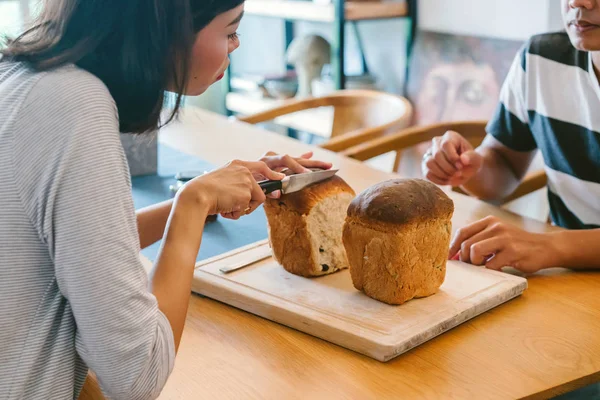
[{"left": 406, "top": 31, "right": 524, "bottom": 126}]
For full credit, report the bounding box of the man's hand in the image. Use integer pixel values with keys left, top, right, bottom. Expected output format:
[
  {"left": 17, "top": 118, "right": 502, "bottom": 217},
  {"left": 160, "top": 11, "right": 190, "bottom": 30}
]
[
  {"left": 449, "top": 216, "right": 559, "bottom": 273},
  {"left": 422, "top": 131, "right": 483, "bottom": 187}
]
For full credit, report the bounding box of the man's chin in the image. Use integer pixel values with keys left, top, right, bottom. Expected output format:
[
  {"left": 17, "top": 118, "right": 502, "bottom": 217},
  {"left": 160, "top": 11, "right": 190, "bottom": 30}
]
[{"left": 566, "top": 32, "right": 600, "bottom": 52}]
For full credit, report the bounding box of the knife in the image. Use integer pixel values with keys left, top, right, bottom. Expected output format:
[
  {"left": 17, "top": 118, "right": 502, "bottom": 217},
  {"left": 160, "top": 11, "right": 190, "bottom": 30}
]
[
  {"left": 218, "top": 245, "right": 273, "bottom": 274},
  {"left": 259, "top": 169, "right": 339, "bottom": 195}
]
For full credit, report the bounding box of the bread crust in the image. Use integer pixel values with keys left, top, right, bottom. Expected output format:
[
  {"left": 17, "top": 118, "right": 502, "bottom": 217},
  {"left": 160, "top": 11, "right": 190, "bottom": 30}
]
[
  {"left": 346, "top": 179, "right": 454, "bottom": 234},
  {"left": 269, "top": 175, "right": 355, "bottom": 216},
  {"left": 343, "top": 179, "right": 454, "bottom": 304}
]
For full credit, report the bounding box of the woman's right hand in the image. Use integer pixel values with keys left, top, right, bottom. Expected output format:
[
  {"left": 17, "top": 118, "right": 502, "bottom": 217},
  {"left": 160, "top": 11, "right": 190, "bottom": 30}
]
[
  {"left": 422, "top": 130, "right": 483, "bottom": 187},
  {"left": 178, "top": 160, "right": 285, "bottom": 220}
]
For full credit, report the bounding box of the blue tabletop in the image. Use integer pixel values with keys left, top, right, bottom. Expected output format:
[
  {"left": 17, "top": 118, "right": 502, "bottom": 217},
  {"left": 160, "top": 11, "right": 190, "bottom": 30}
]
[{"left": 131, "top": 144, "right": 268, "bottom": 263}]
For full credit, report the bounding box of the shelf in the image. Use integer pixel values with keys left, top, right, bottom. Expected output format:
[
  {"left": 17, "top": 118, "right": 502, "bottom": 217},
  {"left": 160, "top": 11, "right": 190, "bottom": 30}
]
[
  {"left": 226, "top": 92, "right": 333, "bottom": 138},
  {"left": 244, "top": 0, "right": 408, "bottom": 22}
]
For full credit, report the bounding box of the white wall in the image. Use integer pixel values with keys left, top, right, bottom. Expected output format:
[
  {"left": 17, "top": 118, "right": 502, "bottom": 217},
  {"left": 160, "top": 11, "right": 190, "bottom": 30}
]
[
  {"left": 419, "top": 0, "right": 564, "bottom": 40},
  {"left": 231, "top": 17, "right": 288, "bottom": 77}
]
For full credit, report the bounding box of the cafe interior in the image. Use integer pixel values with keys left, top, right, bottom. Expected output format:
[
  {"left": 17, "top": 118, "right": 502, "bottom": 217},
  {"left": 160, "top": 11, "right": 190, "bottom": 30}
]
[{"left": 1, "top": 0, "right": 599, "bottom": 399}]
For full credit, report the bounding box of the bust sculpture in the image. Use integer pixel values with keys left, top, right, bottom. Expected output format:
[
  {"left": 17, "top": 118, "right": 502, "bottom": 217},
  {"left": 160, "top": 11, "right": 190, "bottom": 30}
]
[{"left": 285, "top": 35, "right": 331, "bottom": 97}]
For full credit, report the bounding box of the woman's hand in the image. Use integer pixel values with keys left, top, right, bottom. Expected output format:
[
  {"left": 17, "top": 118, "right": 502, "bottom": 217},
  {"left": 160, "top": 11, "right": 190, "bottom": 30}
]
[
  {"left": 448, "top": 216, "right": 559, "bottom": 273},
  {"left": 179, "top": 152, "right": 332, "bottom": 221},
  {"left": 258, "top": 151, "right": 332, "bottom": 198},
  {"left": 178, "top": 159, "right": 285, "bottom": 220},
  {"left": 259, "top": 151, "right": 332, "bottom": 175}
]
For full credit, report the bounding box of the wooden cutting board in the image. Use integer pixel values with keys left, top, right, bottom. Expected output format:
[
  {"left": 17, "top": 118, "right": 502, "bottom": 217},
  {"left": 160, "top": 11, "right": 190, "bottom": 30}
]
[{"left": 192, "top": 240, "right": 527, "bottom": 362}]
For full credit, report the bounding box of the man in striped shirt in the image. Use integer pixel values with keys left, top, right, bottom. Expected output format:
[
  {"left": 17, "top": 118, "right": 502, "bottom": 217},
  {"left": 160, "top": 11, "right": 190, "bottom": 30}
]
[{"left": 423, "top": 0, "right": 600, "bottom": 272}]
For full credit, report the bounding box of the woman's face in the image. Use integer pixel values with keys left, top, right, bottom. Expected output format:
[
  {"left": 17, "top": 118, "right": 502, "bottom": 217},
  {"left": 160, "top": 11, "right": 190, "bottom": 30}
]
[{"left": 185, "top": 4, "right": 244, "bottom": 96}]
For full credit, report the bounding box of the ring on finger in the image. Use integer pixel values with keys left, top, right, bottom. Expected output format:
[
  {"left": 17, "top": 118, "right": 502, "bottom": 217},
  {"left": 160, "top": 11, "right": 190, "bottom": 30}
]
[
  {"left": 423, "top": 149, "right": 433, "bottom": 161},
  {"left": 244, "top": 206, "right": 251, "bottom": 214}
]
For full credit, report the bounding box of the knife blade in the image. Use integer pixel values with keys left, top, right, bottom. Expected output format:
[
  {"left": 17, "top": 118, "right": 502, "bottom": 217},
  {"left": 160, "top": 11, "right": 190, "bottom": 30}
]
[{"left": 259, "top": 169, "right": 339, "bottom": 195}]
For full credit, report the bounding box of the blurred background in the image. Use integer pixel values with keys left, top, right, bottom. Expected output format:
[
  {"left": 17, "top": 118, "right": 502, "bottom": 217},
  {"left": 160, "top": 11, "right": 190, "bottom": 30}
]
[{"left": 0, "top": 0, "right": 564, "bottom": 221}]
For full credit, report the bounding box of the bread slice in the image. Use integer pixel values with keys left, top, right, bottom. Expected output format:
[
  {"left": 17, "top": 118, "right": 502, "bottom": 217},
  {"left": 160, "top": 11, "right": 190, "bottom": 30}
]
[
  {"left": 264, "top": 175, "right": 356, "bottom": 277},
  {"left": 342, "top": 179, "right": 454, "bottom": 305}
]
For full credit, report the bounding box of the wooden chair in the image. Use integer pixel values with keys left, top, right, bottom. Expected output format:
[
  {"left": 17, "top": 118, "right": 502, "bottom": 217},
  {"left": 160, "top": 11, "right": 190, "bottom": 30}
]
[
  {"left": 237, "top": 89, "right": 413, "bottom": 152},
  {"left": 341, "top": 120, "right": 547, "bottom": 206}
]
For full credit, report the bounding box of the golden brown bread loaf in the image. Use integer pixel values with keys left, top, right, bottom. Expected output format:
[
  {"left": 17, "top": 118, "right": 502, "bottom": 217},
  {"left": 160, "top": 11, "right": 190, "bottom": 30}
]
[
  {"left": 342, "top": 179, "right": 454, "bottom": 305},
  {"left": 264, "top": 175, "right": 356, "bottom": 277}
]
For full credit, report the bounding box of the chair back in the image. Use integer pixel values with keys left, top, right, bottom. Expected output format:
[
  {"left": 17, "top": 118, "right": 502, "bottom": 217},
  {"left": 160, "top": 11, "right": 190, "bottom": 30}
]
[
  {"left": 238, "top": 89, "right": 413, "bottom": 152},
  {"left": 327, "top": 90, "right": 412, "bottom": 139}
]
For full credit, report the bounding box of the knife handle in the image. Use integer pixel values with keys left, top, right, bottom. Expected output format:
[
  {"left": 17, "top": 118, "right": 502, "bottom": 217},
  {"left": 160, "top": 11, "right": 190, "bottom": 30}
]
[{"left": 259, "top": 180, "right": 283, "bottom": 195}]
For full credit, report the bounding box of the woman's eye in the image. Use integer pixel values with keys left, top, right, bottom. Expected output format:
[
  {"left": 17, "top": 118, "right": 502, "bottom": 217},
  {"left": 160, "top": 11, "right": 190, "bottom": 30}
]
[{"left": 228, "top": 32, "right": 240, "bottom": 41}]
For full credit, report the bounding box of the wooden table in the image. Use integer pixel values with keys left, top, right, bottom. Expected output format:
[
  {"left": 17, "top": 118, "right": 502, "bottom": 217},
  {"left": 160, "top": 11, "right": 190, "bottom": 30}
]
[{"left": 97, "top": 108, "right": 600, "bottom": 400}]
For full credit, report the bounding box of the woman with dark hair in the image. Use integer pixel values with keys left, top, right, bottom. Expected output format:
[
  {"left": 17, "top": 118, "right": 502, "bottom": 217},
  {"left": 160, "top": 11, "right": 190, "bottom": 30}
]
[{"left": 0, "top": 1, "right": 330, "bottom": 399}]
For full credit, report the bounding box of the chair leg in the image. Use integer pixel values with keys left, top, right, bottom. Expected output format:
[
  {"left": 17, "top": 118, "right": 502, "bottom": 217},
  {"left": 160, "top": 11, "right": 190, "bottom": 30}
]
[{"left": 393, "top": 150, "right": 402, "bottom": 173}]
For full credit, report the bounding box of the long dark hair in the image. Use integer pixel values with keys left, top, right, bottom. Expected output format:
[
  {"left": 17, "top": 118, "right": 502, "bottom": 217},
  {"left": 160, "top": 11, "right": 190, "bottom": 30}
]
[{"left": 1, "top": 0, "right": 244, "bottom": 133}]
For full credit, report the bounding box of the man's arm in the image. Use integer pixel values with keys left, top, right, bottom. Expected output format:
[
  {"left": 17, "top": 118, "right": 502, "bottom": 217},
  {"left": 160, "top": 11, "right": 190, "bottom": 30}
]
[
  {"left": 136, "top": 200, "right": 173, "bottom": 249},
  {"left": 551, "top": 229, "right": 600, "bottom": 270},
  {"left": 449, "top": 215, "right": 600, "bottom": 273},
  {"left": 460, "top": 134, "right": 538, "bottom": 202}
]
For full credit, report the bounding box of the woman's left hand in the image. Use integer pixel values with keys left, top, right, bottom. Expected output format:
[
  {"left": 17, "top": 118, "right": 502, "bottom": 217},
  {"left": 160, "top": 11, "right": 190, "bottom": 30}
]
[
  {"left": 259, "top": 151, "right": 332, "bottom": 175},
  {"left": 256, "top": 151, "right": 332, "bottom": 199},
  {"left": 448, "top": 216, "right": 558, "bottom": 274}
]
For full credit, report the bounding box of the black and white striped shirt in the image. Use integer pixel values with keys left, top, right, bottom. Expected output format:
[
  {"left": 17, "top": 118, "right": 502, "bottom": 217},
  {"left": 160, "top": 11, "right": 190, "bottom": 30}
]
[
  {"left": 0, "top": 61, "right": 174, "bottom": 399},
  {"left": 487, "top": 32, "right": 600, "bottom": 229}
]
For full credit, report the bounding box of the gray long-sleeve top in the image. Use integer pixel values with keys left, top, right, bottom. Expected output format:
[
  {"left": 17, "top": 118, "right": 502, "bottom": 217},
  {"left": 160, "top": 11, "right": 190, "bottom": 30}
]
[{"left": 0, "top": 61, "right": 175, "bottom": 400}]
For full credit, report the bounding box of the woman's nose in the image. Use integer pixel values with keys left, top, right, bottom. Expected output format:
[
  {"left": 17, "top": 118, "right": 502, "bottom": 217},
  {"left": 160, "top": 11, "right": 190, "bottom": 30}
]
[{"left": 228, "top": 37, "right": 240, "bottom": 54}]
